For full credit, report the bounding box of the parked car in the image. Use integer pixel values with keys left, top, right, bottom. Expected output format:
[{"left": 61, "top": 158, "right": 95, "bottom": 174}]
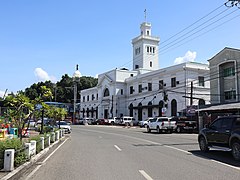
[
  {"left": 139, "top": 117, "right": 154, "bottom": 128},
  {"left": 83, "top": 118, "right": 96, "bottom": 125},
  {"left": 26, "top": 119, "right": 36, "bottom": 130},
  {"left": 119, "top": 116, "right": 135, "bottom": 126},
  {"left": 147, "top": 117, "right": 177, "bottom": 133},
  {"left": 107, "top": 117, "right": 120, "bottom": 125},
  {"left": 198, "top": 115, "right": 240, "bottom": 160},
  {"left": 175, "top": 116, "right": 197, "bottom": 133},
  {"left": 56, "top": 121, "right": 71, "bottom": 133},
  {"left": 96, "top": 118, "right": 109, "bottom": 125}
]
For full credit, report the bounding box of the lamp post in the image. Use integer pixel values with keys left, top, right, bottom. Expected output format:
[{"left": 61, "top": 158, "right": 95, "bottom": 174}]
[{"left": 72, "top": 64, "right": 81, "bottom": 124}]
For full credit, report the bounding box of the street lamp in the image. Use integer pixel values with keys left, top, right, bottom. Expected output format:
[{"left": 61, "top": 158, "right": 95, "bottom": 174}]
[{"left": 72, "top": 64, "right": 81, "bottom": 124}]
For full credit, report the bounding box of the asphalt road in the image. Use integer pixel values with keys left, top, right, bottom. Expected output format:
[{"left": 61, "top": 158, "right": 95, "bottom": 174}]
[{"left": 16, "top": 125, "right": 240, "bottom": 180}]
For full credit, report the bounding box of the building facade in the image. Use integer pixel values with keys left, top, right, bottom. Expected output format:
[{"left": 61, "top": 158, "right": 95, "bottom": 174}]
[
  {"left": 80, "top": 21, "right": 210, "bottom": 121},
  {"left": 209, "top": 47, "right": 240, "bottom": 104}
]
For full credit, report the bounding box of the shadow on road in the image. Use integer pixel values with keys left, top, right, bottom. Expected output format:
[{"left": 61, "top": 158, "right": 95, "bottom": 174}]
[{"left": 189, "top": 150, "right": 240, "bottom": 167}]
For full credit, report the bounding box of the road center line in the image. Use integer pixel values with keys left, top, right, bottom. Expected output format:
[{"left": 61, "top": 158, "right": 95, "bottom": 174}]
[
  {"left": 139, "top": 170, "right": 154, "bottom": 180},
  {"left": 114, "top": 145, "right": 122, "bottom": 151}
]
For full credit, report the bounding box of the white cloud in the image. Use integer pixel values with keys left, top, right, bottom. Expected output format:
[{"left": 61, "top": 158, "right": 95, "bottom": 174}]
[
  {"left": 174, "top": 51, "right": 197, "bottom": 65},
  {"left": 34, "top": 68, "right": 56, "bottom": 82}
]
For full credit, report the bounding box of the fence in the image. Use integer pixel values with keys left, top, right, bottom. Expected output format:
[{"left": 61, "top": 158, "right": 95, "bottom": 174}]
[{"left": 1, "top": 129, "right": 64, "bottom": 172}]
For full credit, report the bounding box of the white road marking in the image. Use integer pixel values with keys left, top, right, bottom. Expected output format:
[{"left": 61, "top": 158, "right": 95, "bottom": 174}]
[
  {"left": 139, "top": 170, "right": 154, "bottom": 180},
  {"left": 114, "top": 145, "right": 122, "bottom": 151},
  {"left": 25, "top": 138, "right": 69, "bottom": 180},
  {"left": 80, "top": 128, "right": 240, "bottom": 171}
]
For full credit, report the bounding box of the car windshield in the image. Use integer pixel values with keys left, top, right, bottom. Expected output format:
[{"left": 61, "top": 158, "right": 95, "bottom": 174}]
[{"left": 58, "top": 121, "right": 67, "bottom": 125}]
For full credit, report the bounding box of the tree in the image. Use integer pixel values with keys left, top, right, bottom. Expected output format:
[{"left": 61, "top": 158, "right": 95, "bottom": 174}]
[{"left": 4, "top": 93, "right": 34, "bottom": 141}]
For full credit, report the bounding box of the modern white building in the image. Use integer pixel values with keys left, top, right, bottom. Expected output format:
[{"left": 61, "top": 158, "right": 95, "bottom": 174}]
[{"left": 80, "top": 21, "right": 210, "bottom": 120}]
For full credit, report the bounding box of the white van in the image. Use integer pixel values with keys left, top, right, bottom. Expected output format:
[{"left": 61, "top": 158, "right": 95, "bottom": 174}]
[{"left": 120, "top": 116, "right": 135, "bottom": 125}]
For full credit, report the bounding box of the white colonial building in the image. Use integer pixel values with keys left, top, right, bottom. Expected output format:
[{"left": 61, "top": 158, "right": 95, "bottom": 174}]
[{"left": 80, "top": 21, "right": 210, "bottom": 120}]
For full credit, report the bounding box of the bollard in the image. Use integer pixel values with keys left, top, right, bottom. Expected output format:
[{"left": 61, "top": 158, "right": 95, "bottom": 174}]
[
  {"left": 46, "top": 134, "right": 50, "bottom": 147},
  {"left": 25, "top": 143, "right": 31, "bottom": 159},
  {"left": 30, "top": 140, "right": 37, "bottom": 156},
  {"left": 56, "top": 131, "right": 60, "bottom": 141},
  {"left": 59, "top": 129, "right": 61, "bottom": 138},
  {"left": 59, "top": 129, "right": 62, "bottom": 138},
  {"left": 62, "top": 129, "right": 65, "bottom": 136},
  {"left": 40, "top": 137, "right": 44, "bottom": 150},
  {"left": 50, "top": 132, "right": 55, "bottom": 143},
  {"left": 4, "top": 149, "right": 15, "bottom": 171}
]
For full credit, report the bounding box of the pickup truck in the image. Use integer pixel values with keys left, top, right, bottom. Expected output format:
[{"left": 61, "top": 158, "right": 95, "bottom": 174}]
[
  {"left": 107, "top": 117, "right": 120, "bottom": 125},
  {"left": 198, "top": 115, "right": 240, "bottom": 160},
  {"left": 147, "top": 117, "right": 177, "bottom": 133},
  {"left": 175, "top": 116, "right": 197, "bottom": 133}
]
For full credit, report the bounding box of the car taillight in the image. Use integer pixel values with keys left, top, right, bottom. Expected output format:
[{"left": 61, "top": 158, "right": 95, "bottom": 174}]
[{"left": 161, "top": 122, "right": 164, "bottom": 126}]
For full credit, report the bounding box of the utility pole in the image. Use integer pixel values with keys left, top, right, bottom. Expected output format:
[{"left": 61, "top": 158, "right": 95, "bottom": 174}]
[{"left": 190, "top": 81, "right": 193, "bottom": 106}]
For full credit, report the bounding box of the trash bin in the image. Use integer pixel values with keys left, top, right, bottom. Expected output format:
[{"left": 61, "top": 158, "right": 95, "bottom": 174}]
[
  {"left": 0, "top": 129, "right": 8, "bottom": 139},
  {"left": 9, "top": 128, "right": 18, "bottom": 138}
]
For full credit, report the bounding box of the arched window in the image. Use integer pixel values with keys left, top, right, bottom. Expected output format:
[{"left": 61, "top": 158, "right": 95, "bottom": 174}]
[
  {"left": 103, "top": 88, "right": 110, "bottom": 97},
  {"left": 129, "top": 103, "right": 133, "bottom": 117},
  {"left": 148, "top": 102, "right": 153, "bottom": 117},
  {"left": 138, "top": 103, "right": 142, "bottom": 121},
  {"left": 171, "top": 99, "right": 177, "bottom": 116}
]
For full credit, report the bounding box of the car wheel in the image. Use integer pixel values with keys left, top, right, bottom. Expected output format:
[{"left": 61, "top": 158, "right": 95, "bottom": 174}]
[
  {"left": 231, "top": 140, "right": 240, "bottom": 161},
  {"left": 176, "top": 127, "right": 181, "bottom": 133},
  {"left": 199, "top": 136, "right": 209, "bottom": 152},
  {"left": 147, "top": 126, "right": 151, "bottom": 133}
]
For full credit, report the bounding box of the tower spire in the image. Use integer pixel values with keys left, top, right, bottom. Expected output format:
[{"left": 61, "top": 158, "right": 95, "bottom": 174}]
[{"left": 144, "top": 9, "right": 147, "bottom": 22}]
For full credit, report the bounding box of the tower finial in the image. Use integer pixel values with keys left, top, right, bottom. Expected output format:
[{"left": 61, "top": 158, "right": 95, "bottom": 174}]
[{"left": 144, "top": 9, "right": 147, "bottom": 22}]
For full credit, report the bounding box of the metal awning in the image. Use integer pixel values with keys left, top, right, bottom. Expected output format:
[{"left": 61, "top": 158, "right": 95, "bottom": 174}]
[{"left": 198, "top": 102, "right": 240, "bottom": 112}]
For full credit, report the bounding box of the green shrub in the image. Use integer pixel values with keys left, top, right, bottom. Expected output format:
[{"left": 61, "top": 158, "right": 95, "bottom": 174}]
[{"left": 0, "top": 138, "right": 27, "bottom": 169}]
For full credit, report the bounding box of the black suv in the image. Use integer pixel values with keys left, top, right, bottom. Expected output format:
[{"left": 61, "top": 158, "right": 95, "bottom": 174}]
[{"left": 198, "top": 116, "right": 240, "bottom": 160}]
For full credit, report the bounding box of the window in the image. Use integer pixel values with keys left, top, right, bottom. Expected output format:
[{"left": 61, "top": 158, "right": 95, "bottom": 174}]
[
  {"left": 221, "top": 118, "right": 233, "bottom": 130},
  {"left": 135, "top": 65, "right": 139, "bottom": 69},
  {"left": 92, "top": 94, "right": 94, "bottom": 101},
  {"left": 198, "top": 76, "right": 204, "bottom": 87},
  {"left": 159, "top": 80, "right": 163, "bottom": 90},
  {"left": 147, "top": 30, "right": 149, "bottom": 35},
  {"left": 138, "top": 84, "right": 142, "bottom": 93},
  {"left": 148, "top": 83, "right": 152, "bottom": 91},
  {"left": 96, "top": 94, "right": 98, "bottom": 100},
  {"left": 135, "top": 47, "right": 140, "bottom": 55},
  {"left": 83, "top": 96, "right": 85, "bottom": 102},
  {"left": 224, "top": 90, "right": 236, "bottom": 100},
  {"left": 147, "top": 46, "right": 149, "bottom": 53},
  {"left": 150, "top": 61, "right": 152, "bottom": 67},
  {"left": 87, "top": 95, "right": 89, "bottom": 101},
  {"left": 104, "top": 88, "right": 110, "bottom": 97},
  {"left": 130, "top": 74, "right": 133, "bottom": 77},
  {"left": 210, "top": 119, "right": 222, "bottom": 130},
  {"left": 223, "top": 67, "right": 235, "bottom": 77},
  {"left": 153, "top": 47, "right": 155, "bottom": 53},
  {"left": 130, "top": 86, "right": 134, "bottom": 94},
  {"left": 121, "top": 89, "right": 123, "bottom": 95},
  {"left": 171, "top": 77, "right": 176, "bottom": 87}
]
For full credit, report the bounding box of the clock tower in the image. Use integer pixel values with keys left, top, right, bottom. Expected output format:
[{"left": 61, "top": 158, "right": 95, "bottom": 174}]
[{"left": 132, "top": 22, "right": 160, "bottom": 71}]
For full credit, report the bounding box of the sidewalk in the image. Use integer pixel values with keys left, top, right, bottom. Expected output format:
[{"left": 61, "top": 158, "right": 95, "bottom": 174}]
[{"left": 0, "top": 135, "right": 67, "bottom": 180}]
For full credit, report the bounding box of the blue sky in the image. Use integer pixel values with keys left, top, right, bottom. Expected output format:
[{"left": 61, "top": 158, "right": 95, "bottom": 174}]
[{"left": 0, "top": 0, "right": 239, "bottom": 96}]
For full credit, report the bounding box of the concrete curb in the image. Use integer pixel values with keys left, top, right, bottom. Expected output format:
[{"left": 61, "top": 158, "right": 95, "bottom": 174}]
[{"left": 1, "top": 137, "right": 65, "bottom": 180}]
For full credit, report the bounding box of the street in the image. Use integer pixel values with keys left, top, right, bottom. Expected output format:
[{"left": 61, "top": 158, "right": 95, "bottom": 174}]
[{"left": 16, "top": 125, "right": 240, "bottom": 180}]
